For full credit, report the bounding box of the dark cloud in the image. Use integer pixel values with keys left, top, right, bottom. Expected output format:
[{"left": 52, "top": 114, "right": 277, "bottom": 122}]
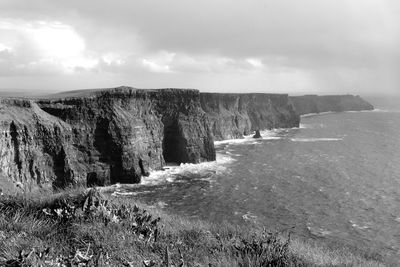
[{"left": 0, "top": 0, "right": 399, "bottom": 95}]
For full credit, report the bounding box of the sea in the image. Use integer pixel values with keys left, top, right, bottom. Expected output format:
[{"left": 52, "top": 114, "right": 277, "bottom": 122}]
[{"left": 116, "top": 99, "right": 400, "bottom": 264}]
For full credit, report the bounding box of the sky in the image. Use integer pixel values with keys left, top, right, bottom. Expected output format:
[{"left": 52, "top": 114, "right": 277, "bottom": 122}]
[{"left": 0, "top": 0, "right": 399, "bottom": 95}]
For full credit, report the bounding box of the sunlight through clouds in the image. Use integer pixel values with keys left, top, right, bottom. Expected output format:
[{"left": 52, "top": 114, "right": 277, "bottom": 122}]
[
  {"left": 30, "top": 21, "right": 84, "bottom": 58},
  {"left": 102, "top": 53, "right": 125, "bottom": 65},
  {"left": 141, "top": 51, "right": 175, "bottom": 73},
  {"left": 0, "top": 0, "right": 398, "bottom": 94},
  {"left": 246, "top": 58, "right": 264, "bottom": 68},
  {"left": 0, "top": 43, "right": 11, "bottom": 52},
  {"left": 0, "top": 19, "right": 97, "bottom": 73}
]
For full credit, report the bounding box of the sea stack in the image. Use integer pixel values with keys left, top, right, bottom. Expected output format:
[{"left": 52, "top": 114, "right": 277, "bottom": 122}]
[
  {"left": 253, "top": 130, "right": 262, "bottom": 138},
  {"left": 200, "top": 93, "right": 300, "bottom": 140}
]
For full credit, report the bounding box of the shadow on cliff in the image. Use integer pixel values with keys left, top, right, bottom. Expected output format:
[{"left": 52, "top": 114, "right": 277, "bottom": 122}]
[
  {"left": 162, "top": 118, "right": 187, "bottom": 164},
  {"left": 93, "top": 118, "right": 141, "bottom": 184}
]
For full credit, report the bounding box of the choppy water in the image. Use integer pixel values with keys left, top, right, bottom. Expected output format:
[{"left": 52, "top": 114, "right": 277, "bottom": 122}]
[{"left": 118, "top": 109, "right": 400, "bottom": 262}]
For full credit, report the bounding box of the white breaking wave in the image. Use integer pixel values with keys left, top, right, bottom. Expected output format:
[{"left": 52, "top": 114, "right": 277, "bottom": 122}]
[
  {"left": 298, "top": 123, "right": 310, "bottom": 129},
  {"left": 349, "top": 220, "right": 369, "bottom": 230},
  {"left": 291, "top": 138, "right": 343, "bottom": 142},
  {"left": 307, "top": 225, "right": 332, "bottom": 237},
  {"left": 242, "top": 211, "right": 258, "bottom": 222},
  {"left": 369, "top": 108, "right": 400, "bottom": 113},
  {"left": 112, "top": 190, "right": 153, "bottom": 196},
  {"left": 344, "top": 109, "right": 381, "bottom": 113},
  {"left": 214, "top": 137, "right": 254, "bottom": 146},
  {"left": 226, "top": 150, "right": 241, "bottom": 156},
  {"left": 141, "top": 152, "right": 235, "bottom": 186},
  {"left": 301, "top": 109, "right": 392, "bottom": 117},
  {"left": 214, "top": 130, "right": 282, "bottom": 146},
  {"left": 300, "top": 111, "right": 335, "bottom": 118}
]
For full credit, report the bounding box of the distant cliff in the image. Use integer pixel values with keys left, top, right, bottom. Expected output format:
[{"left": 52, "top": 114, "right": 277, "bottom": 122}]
[
  {"left": 200, "top": 93, "right": 300, "bottom": 140},
  {"left": 290, "top": 95, "right": 374, "bottom": 115},
  {"left": 0, "top": 87, "right": 215, "bottom": 191}
]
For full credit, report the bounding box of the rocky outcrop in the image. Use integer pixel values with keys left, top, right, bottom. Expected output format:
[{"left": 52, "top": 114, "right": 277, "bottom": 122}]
[
  {"left": 200, "top": 93, "right": 300, "bottom": 140},
  {"left": 289, "top": 95, "right": 374, "bottom": 115},
  {"left": 0, "top": 87, "right": 215, "bottom": 191},
  {"left": 0, "top": 98, "right": 77, "bottom": 191},
  {"left": 253, "top": 130, "right": 262, "bottom": 139}
]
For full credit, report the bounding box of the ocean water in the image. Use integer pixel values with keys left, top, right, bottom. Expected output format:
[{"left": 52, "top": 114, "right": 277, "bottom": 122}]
[{"left": 118, "top": 109, "right": 400, "bottom": 262}]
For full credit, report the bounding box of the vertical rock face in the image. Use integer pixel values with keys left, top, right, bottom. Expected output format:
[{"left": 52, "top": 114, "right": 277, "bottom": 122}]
[
  {"left": 0, "top": 99, "right": 76, "bottom": 191},
  {"left": 0, "top": 87, "right": 215, "bottom": 191},
  {"left": 289, "top": 95, "right": 374, "bottom": 115},
  {"left": 147, "top": 89, "right": 215, "bottom": 164},
  {"left": 0, "top": 87, "right": 373, "bottom": 192},
  {"left": 200, "top": 93, "right": 300, "bottom": 140},
  {"left": 37, "top": 89, "right": 165, "bottom": 185}
]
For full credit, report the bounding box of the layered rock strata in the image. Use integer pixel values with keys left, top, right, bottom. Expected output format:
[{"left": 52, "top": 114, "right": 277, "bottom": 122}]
[
  {"left": 0, "top": 88, "right": 374, "bottom": 192},
  {"left": 0, "top": 98, "right": 77, "bottom": 191},
  {"left": 200, "top": 93, "right": 300, "bottom": 140},
  {"left": 0, "top": 87, "right": 215, "bottom": 191}
]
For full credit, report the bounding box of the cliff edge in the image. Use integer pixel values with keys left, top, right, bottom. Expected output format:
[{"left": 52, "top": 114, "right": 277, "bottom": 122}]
[
  {"left": 200, "top": 93, "right": 300, "bottom": 140},
  {"left": 0, "top": 87, "right": 215, "bottom": 191},
  {"left": 0, "top": 88, "right": 374, "bottom": 192},
  {"left": 290, "top": 94, "right": 374, "bottom": 115}
]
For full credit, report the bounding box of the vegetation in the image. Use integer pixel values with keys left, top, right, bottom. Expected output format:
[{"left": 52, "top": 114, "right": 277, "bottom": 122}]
[{"left": 0, "top": 188, "right": 385, "bottom": 266}]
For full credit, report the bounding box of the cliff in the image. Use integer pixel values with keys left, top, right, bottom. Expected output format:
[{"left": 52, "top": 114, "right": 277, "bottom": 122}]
[
  {"left": 0, "top": 98, "right": 77, "bottom": 191},
  {"left": 200, "top": 93, "right": 300, "bottom": 140},
  {"left": 289, "top": 95, "right": 374, "bottom": 115},
  {"left": 1, "top": 87, "right": 373, "bottom": 192},
  {"left": 0, "top": 87, "right": 215, "bottom": 191}
]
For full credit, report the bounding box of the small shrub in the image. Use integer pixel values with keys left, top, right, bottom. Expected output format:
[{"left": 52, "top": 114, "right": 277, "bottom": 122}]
[{"left": 232, "top": 229, "right": 297, "bottom": 266}]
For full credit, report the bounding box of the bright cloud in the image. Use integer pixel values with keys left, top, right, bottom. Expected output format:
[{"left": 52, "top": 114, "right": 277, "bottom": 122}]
[
  {"left": 141, "top": 51, "right": 175, "bottom": 73},
  {"left": 102, "top": 53, "right": 125, "bottom": 65},
  {"left": 246, "top": 58, "right": 263, "bottom": 68},
  {"left": 29, "top": 21, "right": 85, "bottom": 58},
  {"left": 0, "top": 43, "right": 11, "bottom": 52},
  {"left": 0, "top": 0, "right": 398, "bottom": 95},
  {"left": 0, "top": 19, "right": 98, "bottom": 74}
]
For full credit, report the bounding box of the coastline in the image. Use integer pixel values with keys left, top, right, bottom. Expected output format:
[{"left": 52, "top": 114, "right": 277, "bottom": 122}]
[{"left": 0, "top": 90, "right": 382, "bottom": 265}]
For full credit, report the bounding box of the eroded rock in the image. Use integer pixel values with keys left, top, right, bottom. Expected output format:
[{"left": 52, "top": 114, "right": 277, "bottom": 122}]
[
  {"left": 253, "top": 130, "right": 262, "bottom": 138},
  {"left": 200, "top": 93, "right": 300, "bottom": 140},
  {"left": 0, "top": 87, "right": 215, "bottom": 190}
]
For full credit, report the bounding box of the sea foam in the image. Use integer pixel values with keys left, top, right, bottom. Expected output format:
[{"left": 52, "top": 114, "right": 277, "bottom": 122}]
[
  {"left": 300, "top": 111, "right": 335, "bottom": 118},
  {"left": 141, "top": 152, "right": 235, "bottom": 186},
  {"left": 214, "top": 130, "right": 282, "bottom": 147},
  {"left": 290, "top": 138, "right": 343, "bottom": 142}
]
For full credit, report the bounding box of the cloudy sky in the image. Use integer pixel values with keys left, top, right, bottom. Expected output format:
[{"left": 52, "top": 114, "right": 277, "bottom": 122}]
[{"left": 0, "top": 0, "right": 399, "bottom": 95}]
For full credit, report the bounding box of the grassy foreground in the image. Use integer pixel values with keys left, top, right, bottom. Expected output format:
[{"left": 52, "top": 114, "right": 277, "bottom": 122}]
[{"left": 0, "top": 188, "right": 384, "bottom": 267}]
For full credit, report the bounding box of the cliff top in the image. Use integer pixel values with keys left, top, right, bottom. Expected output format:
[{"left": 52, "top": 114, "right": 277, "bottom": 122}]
[
  {"left": 291, "top": 94, "right": 363, "bottom": 98},
  {"left": 201, "top": 92, "right": 289, "bottom": 97},
  {"left": 38, "top": 86, "right": 200, "bottom": 101}
]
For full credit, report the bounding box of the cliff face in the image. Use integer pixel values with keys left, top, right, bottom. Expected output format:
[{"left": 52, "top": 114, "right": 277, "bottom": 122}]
[
  {"left": 1, "top": 87, "right": 373, "bottom": 192},
  {"left": 200, "top": 93, "right": 300, "bottom": 140},
  {"left": 290, "top": 95, "right": 374, "bottom": 115},
  {"left": 0, "top": 99, "right": 77, "bottom": 191},
  {"left": 0, "top": 87, "right": 215, "bottom": 191}
]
